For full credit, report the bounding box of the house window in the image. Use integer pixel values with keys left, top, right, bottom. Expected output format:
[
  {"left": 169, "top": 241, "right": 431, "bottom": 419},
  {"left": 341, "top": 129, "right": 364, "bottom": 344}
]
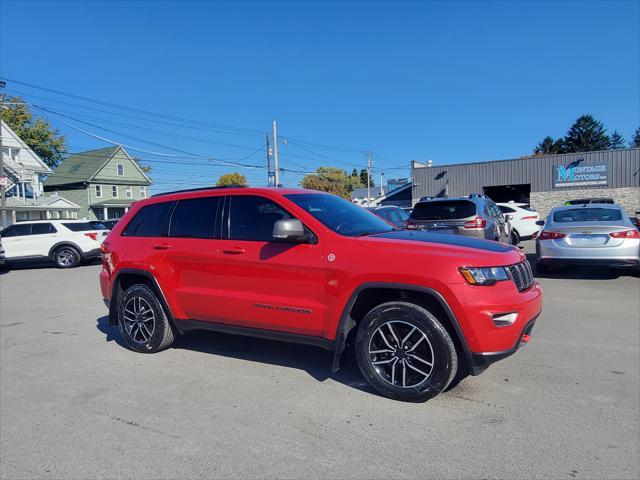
[
  {"left": 117, "top": 163, "right": 124, "bottom": 176},
  {"left": 140, "top": 186, "right": 147, "bottom": 198},
  {"left": 126, "top": 186, "right": 133, "bottom": 198},
  {"left": 112, "top": 186, "right": 118, "bottom": 198},
  {"left": 95, "top": 185, "right": 103, "bottom": 198}
]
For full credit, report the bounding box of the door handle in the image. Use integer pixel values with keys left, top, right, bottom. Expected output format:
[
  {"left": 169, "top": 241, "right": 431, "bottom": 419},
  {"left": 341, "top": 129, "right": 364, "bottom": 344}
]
[
  {"left": 222, "top": 247, "right": 245, "bottom": 255},
  {"left": 152, "top": 243, "right": 172, "bottom": 250}
]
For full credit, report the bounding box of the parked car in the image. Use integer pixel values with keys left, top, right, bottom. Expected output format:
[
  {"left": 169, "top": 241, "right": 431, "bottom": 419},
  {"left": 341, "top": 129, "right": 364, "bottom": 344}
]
[
  {"left": 497, "top": 202, "right": 540, "bottom": 244},
  {"left": 0, "top": 240, "right": 6, "bottom": 268},
  {"left": 100, "top": 186, "right": 542, "bottom": 403},
  {"left": 366, "top": 205, "right": 409, "bottom": 228},
  {"left": 535, "top": 204, "right": 640, "bottom": 273},
  {"left": 0, "top": 220, "right": 107, "bottom": 268},
  {"left": 91, "top": 218, "right": 120, "bottom": 230},
  {"left": 565, "top": 197, "right": 614, "bottom": 205},
  {"left": 406, "top": 194, "right": 511, "bottom": 243}
]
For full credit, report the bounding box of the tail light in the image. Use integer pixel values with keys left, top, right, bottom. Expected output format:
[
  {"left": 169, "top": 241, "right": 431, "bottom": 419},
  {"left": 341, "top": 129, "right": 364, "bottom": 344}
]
[
  {"left": 610, "top": 229, "right": 640, "bottom": 239},
  {"left": 539, "top": 231, "right": 567, "bottom": 240},
  {"left": 463, "top": 216, "right": 487, "bottom": 229},
  {"left": 84, "top": 232, "right": 98, "bottom": 241},
  {"left": 521, "top": 215, "right": 538, "bottom": 221},
  {"left": 406, "top": 221, "right": 419, "bottom": 230}
]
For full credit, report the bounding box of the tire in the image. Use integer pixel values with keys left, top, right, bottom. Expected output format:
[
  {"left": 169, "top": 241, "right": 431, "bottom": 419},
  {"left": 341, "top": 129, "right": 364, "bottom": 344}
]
[
  {"left": 117, "top": 284, "right": 175, "bottom": 353},
  {"left": 535, "top": 261, "right": 550, "bottom": 274},
  {"left": 355, "top": 301, "right": 458, "bottom": 402},
  {"left": 510, "top": 229, "right": 520, "bottom": 246},
  {"left": 53, "top": 245, "right": 81, "bottom": 268}
]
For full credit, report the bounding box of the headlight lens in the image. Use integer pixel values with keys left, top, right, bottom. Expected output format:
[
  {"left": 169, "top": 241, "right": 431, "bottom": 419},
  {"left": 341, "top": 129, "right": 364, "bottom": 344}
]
[{"left": 460, "top": 266, "right": 509, "bottom": 286}]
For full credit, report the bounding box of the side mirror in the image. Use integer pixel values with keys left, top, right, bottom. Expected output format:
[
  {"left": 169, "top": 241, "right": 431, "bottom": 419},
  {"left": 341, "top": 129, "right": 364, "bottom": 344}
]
[
  {"left": 273, "top": 218, "right": 307, "bottom": 243},
  {"left": 535, "top": 220, "right": 545, "bottom": 226},
  {"left": 505, "top": 214, "right": 514, "bottom": 221}
]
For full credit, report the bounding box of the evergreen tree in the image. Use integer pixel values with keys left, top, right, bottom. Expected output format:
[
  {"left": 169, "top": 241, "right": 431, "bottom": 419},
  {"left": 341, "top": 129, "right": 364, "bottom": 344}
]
[
  {"left": 359, "top": 168, "right": 375, "bottom": 187},
  {"left": 631, "top": 127, "right": 640, "bottom": 148},
  {"left": 563, "top": 115, "right": 610, "bottom": 153},
  {"left": 609, "top": 130, "right": 626, "bottom": 149},
  {"left": 533, "top": 136, "right": 565, "bottom": 155}
]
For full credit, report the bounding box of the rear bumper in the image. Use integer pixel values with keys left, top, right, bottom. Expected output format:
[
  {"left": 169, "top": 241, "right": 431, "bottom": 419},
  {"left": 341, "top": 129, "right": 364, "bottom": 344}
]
[
  {"left": 82, "top": 248, "right": 102, "bottom": 261},
  {"left": 537, "top": 257, "right": 640, "bottom": 267}
]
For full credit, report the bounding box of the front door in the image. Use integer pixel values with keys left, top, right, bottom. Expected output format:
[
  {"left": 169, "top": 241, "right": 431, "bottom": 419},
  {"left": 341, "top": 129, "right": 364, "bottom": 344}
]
[{"left": 216, "top": 194, "right": 325, "bottom": 336}]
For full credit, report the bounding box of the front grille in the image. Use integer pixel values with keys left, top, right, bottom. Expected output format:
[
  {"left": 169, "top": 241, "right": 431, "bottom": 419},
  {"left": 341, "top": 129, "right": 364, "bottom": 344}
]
[{"left": 506, "top": 261, "right": 534, "bottom": 292}]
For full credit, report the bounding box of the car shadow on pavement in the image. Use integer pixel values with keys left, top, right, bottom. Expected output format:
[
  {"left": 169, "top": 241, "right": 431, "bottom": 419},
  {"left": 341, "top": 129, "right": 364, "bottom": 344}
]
[
  {"left": 95, "top": 316, "right": 378, "bottom": 396},
  {"left": 525, "top": 253, "right": 638, "bottom": 280}
]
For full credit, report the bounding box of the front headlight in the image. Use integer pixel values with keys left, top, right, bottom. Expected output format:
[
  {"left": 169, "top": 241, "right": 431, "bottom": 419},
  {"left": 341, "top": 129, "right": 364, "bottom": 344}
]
[{"left": 459, "top": 266, "right": 509, "bottom": 286}]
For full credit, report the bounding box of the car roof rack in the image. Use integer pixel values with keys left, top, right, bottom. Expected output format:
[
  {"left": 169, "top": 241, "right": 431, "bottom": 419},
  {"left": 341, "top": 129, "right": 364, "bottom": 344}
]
[{"left": 151, "top": 185, "right": 247, "bottom": 198}]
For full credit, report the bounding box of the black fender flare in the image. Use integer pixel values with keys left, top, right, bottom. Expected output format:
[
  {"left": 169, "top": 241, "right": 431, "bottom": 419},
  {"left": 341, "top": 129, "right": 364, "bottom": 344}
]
[
  {"left": 48, "top": 241, "right": 84, "bottom": 260},
  {"left": 109, "top": 268, "right": 175, "bottom": 326},
  {"left": 331, "top": 282, "right": 474, "bottom": 373}
]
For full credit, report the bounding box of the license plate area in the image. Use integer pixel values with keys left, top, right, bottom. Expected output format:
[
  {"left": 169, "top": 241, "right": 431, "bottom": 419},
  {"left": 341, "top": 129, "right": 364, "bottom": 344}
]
[{"left": 567, "top": 234, "right": 609, "bottom": 246}]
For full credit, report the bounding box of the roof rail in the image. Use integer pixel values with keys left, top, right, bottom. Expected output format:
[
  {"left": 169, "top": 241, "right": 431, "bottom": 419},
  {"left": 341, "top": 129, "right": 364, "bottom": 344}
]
[{"left": 151, "top": 185, "right": 247, "bottom": 198}]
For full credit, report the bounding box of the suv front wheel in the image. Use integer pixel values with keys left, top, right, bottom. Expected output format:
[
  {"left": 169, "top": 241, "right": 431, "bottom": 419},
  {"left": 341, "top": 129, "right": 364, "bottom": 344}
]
[
  {"left": 355, "top": 301, "right": 458, "bottom": 402},
  {"left": 117, "top": 284, "right": 175, "bottom": 353}
]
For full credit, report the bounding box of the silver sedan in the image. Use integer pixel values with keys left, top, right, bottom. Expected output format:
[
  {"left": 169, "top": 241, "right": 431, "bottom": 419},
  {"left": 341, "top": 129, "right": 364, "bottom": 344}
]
[{"left": 535, "top": 204, "right": 640, "bottom": 273}]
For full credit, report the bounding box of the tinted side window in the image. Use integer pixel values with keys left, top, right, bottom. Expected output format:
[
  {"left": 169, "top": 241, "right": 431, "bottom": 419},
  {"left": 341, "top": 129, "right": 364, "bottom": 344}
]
[
  {"left": 0, "top": 224, "right": 31, "bottom": 237},
  {"left": 122, "top": 202, "right": 175, "bottom": 237},
  {"left": 63, "top": 222, "right": 96, "bottom": 232},
  {"left": 31, "top": 223, "right": 57, "bottom": 235},
  {"left": 169, "top": 197, "right": 221, "bottom": 239},
  {"left": 498, "top": 205, "right": 515, "bottom": 213},
  {"left": 228, "top": 196, "right": 292, "bottom": 241}
]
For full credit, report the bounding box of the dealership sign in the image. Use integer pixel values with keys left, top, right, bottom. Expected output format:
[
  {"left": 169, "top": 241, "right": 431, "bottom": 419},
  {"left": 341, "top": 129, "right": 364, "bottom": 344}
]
[{"left": 554, "top": 161, "right": 608, "bottom": 188}]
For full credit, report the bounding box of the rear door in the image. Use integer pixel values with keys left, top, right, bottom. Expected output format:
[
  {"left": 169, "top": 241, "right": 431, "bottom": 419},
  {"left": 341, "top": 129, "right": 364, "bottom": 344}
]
[
  {"left": 29, "top": 223, "right": 59, "bottom": 256},
  {"left": 145, "top": 196, "right": 223, "bottom": 322},
  {"left": 215, "top": 194, "right": 325, "bottom": 336}
]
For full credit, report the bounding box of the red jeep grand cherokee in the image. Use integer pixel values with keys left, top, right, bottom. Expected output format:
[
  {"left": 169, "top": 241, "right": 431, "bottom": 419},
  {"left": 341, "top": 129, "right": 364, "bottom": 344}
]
[{"left": 100, "top": 186, "right": 542, "bottom": 402}]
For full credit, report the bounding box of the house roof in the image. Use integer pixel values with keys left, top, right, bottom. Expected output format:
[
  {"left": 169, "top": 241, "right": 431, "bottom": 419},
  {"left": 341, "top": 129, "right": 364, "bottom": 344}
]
[
  {"left": 351, "top": 186, "right": 389, "bottom": 200},
  {"left": 91, "top": 198, "right": 138, "bottom": 207},
  {"left": 4, "top": 193, "right": 80, "bottom": 210},
  {"left": 0, "top": 120, "right": 52, "bottom": 174},
  {"left": 44, "top": 146, "right": 121, "bottom": 187}
]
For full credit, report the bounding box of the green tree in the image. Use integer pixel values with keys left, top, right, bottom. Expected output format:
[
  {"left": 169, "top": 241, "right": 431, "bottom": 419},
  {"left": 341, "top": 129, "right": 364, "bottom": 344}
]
[
  {"left": 563, "top": 114, "right": 610, "bottom": 153},
  {"left": 609, "top": 130, "right": 626, "bottom": 150},
  {"left": 300, "top": 167, "right": 354, "bottom": 199},
  {"left": 533, "top": 136, "right": 566, "bottom": 155},
  {"left": 350, "top": 168, "right": 363, "bottom": 188},
  {"left": 630, "top": 127, "right": 640, "bottom": 148},
  {"left": 359, "top": 168, "right": 374, "bottom": 187},
  {"left": 0, "top": 96, "right": 66, "bottom": 168},
  {"left": 216, "top": 172, "right": 248, "bottom": 186}
]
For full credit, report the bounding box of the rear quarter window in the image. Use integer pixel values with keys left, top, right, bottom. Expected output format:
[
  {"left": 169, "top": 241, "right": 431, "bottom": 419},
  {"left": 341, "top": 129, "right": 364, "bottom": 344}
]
[
  {"left": 410, "top": 200, "right": 476, "bottom": 220},
  {"left": 63, "top": 222, "right": 96, "bottom": 232},
  {"left": 122, "top": 201, "right": 176, "bottom": 237}
]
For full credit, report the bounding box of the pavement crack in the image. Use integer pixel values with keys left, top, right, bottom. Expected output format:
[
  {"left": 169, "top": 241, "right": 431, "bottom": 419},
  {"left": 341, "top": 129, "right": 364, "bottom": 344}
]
[{"left": 109, "top": 415, "right": 179, "bottom": 439}]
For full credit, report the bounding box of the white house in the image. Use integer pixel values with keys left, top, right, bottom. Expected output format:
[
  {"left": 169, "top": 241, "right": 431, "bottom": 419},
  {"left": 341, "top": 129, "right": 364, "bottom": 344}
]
[{"left": 1, "top": 120, "right": 80, "bottom": 226}]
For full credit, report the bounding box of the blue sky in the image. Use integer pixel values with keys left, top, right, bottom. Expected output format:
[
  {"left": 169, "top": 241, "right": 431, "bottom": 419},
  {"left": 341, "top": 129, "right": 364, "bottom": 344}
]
[{"left": 1, "top": 0, "right": 638, "bottom": 192}]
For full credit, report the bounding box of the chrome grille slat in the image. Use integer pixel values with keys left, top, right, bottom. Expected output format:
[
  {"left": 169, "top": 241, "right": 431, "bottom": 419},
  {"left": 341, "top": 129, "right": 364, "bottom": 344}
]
[{"left": 506, "top": 260, "right": 534, "bottom": 292}]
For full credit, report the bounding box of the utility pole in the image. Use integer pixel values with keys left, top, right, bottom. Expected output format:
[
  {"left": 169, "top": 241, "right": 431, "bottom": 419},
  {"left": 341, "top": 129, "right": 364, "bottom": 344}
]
[
  {"left": 266, "top": 132, "right": 272, "bottom": 186},
  {"left": 272, "top": 120, "right": 280, "bottom": 187},
  {"left": 0, "top": 79, "right": 6, "bottom": 228},
  {"left": 366, "top": 151, "right": 373, "bottom": 207},
  {"left": 379, "top": 171, "right": 384, "bottom": 196}
]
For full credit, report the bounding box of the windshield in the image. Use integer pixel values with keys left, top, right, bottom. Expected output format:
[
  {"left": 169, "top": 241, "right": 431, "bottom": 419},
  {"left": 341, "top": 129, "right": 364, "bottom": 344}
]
[
  {"left": 553, "top": 208, "right": 622, "bottom": 223},
  {"left": 285, "top": 193, "right": 394, "bottom": 236},
  {"left": 411, "top": 200, "right": 476, "bottom": 220}
]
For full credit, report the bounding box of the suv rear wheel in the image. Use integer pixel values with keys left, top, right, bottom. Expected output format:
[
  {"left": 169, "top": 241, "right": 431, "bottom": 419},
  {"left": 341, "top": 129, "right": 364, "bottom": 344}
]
[
  {"left": 355, "top": 301, "right": 457, "bottom": 402},
  {"left": 117, "top": 284, "right": 175, "bottom": 353},
  {"left": 54, "top": 245, "right": 81, "bottom": 268}
]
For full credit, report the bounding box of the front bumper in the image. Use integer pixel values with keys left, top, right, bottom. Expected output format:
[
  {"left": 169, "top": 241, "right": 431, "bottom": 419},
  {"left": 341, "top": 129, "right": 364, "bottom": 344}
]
[{"left": 470, "top": 316, "right": 537, "bottom": 374}]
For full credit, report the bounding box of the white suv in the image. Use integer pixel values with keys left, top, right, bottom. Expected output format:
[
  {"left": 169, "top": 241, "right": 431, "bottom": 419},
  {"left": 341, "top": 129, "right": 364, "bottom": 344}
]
[
  {"left": 0, "top": 220, "right": 107, "bottom": 268},
  {"left": 497, "top": 202, "right": 540, "bottom": 244}
]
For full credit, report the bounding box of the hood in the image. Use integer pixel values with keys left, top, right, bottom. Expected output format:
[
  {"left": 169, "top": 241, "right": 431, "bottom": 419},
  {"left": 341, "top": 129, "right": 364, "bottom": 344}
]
[{"left": 355, "top": 230, "right": 523, "bottom": 266}]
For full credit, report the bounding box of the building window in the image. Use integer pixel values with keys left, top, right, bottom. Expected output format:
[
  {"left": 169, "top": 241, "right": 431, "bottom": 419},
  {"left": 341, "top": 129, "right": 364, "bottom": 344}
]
[
  {"left": 117, "top": 163, "right": 124, "bottom": 176},
  {"left": 95, "top": 185, "right": 103, "bottom": 198},
  {"left": 112, "top": 185, "right": 118, "bottom": 198},
  {"left": 140, "top": 186, "right": 147, "bottom": 198},
  {"left": 126, "top": 186, "right": 133, "bottom": 198}
]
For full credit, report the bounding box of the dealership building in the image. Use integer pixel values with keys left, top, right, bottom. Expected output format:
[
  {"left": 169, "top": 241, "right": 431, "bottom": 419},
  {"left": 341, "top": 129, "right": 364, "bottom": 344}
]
[{"left": 400, "top": 148, "right": 640, "bottom": 217}]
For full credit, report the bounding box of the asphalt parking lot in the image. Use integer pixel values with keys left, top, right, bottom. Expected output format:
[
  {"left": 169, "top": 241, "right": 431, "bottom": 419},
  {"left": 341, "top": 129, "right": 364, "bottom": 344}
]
[{"left": 1, "top": 240, "right": 639, "bottom": 480}]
